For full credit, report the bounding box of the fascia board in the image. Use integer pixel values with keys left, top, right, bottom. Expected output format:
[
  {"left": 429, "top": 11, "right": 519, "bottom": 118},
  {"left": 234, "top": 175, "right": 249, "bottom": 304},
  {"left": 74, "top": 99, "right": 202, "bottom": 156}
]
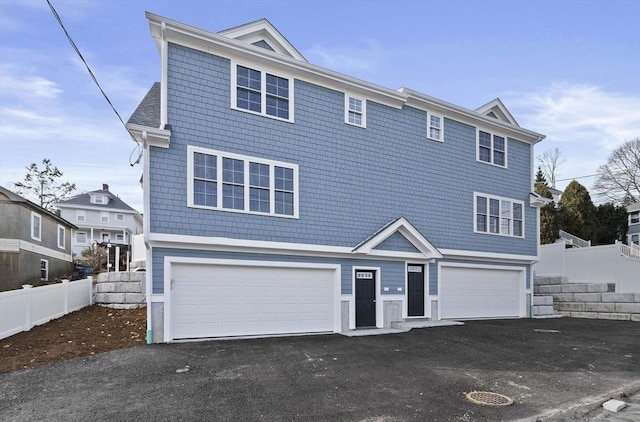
[
  {"left": 401, "top": 88, "right": 545, "bottom": 144},
  {"left": 146, "top": 13, "right": 407, "bottom": 109},
  {"left": 126, "top": 123, "right": 171, "bottom": 148}
]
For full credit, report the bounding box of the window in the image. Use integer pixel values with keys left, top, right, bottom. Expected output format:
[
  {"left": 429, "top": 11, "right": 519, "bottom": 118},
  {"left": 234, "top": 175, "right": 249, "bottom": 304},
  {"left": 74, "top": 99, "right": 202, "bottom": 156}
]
[
  {"left": 630, "top": 211, "right": 639, "bottom": 225},
  {"left": 77, "top": 210, "right": 86, "bottom": 222},
  {"left": 345, "top": 95, "right": 366, "bottom": 127},
  {"left": 102, "top": 233, "right": 110, "bottom": 243},
  {"left": 115, "top": 233, "right": 124, "bottom": 242},
  {"left": 31, "top": 212, "right": 41, "bottom": 241},
  {"left": 232, "top": 63, "right": 293, "bottom": 121},
  {"left": 76, "top": 231, "right": 88, "bottom": 244},
  {"left": 58, "top": 225, "right": 65, "bottom": 249},
  {"left": 631, "top": 234, "right": 639, "bottom": 245},
  {"left": 188, "top": 146, "right": 298, "bottom": 218},
  {"left": 100, "top": 212, "right": 109, "bottom": 223},
  {"left": 116, "top": 213, "right": 125, "bottom": 221},
  {"left": 477, "top": 130, "right": 507, "bottom": 167},
  {"left": 427, "top": 112, "right": 443, "bottom": 142},
  {"left": 40, "top": 259, "right": 48, "bottom": 281},
  {"left": 475, "top": 193, "right": 524, "bottom": 238}
]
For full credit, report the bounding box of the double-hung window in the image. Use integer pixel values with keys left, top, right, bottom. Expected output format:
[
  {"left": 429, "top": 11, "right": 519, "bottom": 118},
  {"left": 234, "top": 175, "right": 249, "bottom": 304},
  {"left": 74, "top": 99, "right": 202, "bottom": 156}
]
[
  {"left": 77, "top": 210, "right": 86, "bottom": 222},
  {"left": 345, "top": 95, "right": 366, "bottom": 127},
  {"left": 630, "top": 211, "right": 639, "bottom": 225},
  {"left": 477, "top": 130, "right": 507, "bottom": 167},
  {"left": 475, "top": 193, "right": 524, "bottom": 238},
  {"left": 58, "top": 225, "right": 65, "bottom": 249},
  {"left": 100, "top": 212, "right": 109, "bottom": 223},
  {"left": 427, "top": 112, "right": 443, "bottom": 142},
  {"left": 188, "top": 146, "right": 298, "bottom": 218},
  {"left": 31, "top": 212, "right": 41, "bottom": 241},
  {"left": 76, "top": 231, "right": 87, "bottom": 244},
  {"left": 40, "top": 259, "right": 48, "bottom": 281},
  {"left": 233, "top": 63, "right": 293, "bottom": 121}
]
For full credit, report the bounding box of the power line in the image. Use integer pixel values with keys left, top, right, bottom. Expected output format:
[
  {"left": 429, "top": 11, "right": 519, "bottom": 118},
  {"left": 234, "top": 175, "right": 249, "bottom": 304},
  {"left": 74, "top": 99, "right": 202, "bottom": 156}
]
[
  {"left": 556, "top": 174, "right": 598, "bottom": 182},
  {"left": 46, "top": 0, "right": 142, "bottom": 166}
]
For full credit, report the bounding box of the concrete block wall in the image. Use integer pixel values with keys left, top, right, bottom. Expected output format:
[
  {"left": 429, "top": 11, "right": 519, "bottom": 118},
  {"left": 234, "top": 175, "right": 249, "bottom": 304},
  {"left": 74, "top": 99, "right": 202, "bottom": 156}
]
[
  {"left": 534, "top": 276, "right": 639, "bottom": 321},
  {"left": 94, "top": 272, "right": 146, "bottom": 309}
]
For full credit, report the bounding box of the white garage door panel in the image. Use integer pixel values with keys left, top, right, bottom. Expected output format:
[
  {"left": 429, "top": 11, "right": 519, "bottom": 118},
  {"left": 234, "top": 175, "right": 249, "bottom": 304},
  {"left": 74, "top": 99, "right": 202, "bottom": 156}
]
[
  {"left": 171, "top": 264, "right": 335, "bottom": 339},
  {"left": 440, "top": 267, "right": 523, "bottom": 319}
]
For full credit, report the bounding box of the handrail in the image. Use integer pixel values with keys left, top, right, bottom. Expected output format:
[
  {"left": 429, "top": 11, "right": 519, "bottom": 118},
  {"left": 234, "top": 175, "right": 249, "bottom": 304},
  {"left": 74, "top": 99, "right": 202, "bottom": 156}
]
[
  {"left": 558, "top": 230, "right": 591, "bottom": 248},
  {"left": 621, "top": 243, "right": 640, "bottom": 259}
]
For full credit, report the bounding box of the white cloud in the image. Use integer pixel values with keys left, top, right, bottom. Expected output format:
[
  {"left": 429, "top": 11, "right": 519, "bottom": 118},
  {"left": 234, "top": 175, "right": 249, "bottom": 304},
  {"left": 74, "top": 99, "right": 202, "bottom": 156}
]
[
  {"left": 0, "top": 65, "right": 63, "bottom": 100},
  {"left": 506, "top": 82, "right": 640, "bottom": 151},
  {"left": 306, "top": 39, "right": 386, "bottom": 78}
]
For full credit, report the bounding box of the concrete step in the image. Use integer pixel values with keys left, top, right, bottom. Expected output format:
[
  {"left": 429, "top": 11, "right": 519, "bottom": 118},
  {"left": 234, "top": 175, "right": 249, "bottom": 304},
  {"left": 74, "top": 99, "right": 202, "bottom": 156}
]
[
  {"left": 558, "top": 311, "right": 640, "bottom": 322},
  {"left": 534, "top": 305, "right": 555, "bottom": 316},
  {"left": 555, "top": 301, "right": 640, "bottom": 314},
  {"left": 94, "top": 292, "right": 146, "bottom": 305},
  {"left": 95, "top": 281, "right": 142, "bottom": 293},
  {"left": 533, "top": 295, "right": 553, "bottom": 306},
  {"left": 535, "top": 283, "right": 614, "bottom": 295},
  {"left": 96, "top": 272, "right": 145, "bottom": 283},
  {"left": 534, "top": 276, "right": 568, "bottom": 286}
]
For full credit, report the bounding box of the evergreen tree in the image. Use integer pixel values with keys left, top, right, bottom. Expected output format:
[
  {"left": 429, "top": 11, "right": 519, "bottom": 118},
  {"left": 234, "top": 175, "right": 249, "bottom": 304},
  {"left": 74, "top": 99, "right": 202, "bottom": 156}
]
[
  {"left": 593, "top": 203, "right": 628, "bottom": 245},
  {"left": 558, "top": 180, "right": 596, "bottom": 242},
  {"left": 535, "top": 183, "right": 559, "bottom": 244}
]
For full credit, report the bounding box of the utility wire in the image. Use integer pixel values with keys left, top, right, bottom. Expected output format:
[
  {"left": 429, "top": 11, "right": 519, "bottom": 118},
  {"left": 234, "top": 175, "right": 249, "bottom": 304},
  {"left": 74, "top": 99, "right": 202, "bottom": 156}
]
[
  {"left": 556, "top": 174, "right": 598, "bottom": 182},
  {"left": 46, "top": 0, "right": 143, "bottom": 166}
]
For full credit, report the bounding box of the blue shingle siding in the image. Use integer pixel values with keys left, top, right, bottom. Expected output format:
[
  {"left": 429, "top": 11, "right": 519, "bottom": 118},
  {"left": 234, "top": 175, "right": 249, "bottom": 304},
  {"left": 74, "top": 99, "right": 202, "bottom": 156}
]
[
  {"left": 429, "top": 263, "right": 438, "bottom": 295},
  {"left": 150, "top": 43, "right": 537, "bottom": 257},
  {"left": 373, "top": 232, "right": 420, "bottom": 253},
  {"left": 151, "top": 248, "right": 406, "bottom": 295}
]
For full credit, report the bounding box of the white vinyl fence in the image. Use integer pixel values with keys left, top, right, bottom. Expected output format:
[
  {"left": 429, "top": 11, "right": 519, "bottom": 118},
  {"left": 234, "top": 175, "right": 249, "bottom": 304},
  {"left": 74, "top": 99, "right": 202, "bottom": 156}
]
[
  {"left": 535, "top": 242, "right": 640, "bottom": 293},
  {"left": 0, "top": 279, "right": 93, "bottom": 340}
]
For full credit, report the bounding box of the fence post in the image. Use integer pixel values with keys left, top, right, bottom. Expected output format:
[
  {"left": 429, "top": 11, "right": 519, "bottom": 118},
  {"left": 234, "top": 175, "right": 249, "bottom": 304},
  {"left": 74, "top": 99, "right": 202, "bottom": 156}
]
[
  {"left": 62, "top": 279, "right": 69, "bottom": 314},
  {"left": 88, "top": 276, "right": 93, "bottom": 305},
  {"left": 22, "top": 284, "right": 32, "bottom": 332}
]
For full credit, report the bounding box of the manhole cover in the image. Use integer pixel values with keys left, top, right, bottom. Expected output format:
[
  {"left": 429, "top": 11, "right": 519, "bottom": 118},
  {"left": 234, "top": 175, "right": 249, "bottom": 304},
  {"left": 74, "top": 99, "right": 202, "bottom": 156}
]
[{"left": 465, "top": 391, "right": 514, "bottom": 406}]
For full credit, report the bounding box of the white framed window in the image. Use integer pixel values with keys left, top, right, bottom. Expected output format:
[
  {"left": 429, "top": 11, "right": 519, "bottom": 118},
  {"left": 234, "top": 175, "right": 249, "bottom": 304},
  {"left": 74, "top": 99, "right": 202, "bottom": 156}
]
[
  {"left": 91, "top": 194, "right": 107, "bottom": 204},
  {"left": 345, "top": 94, "right": 366, "bottom": 127},
  {"left": 75, "top": 231, "right": 88, "bottom": 244},
  {"left": 40, "top": 259, "right": 48, "bottom": 281},
  {"left": 231, "top": 62, "right": 294, "bottom": 122},
  {"left": 115, "top": 233, "right": 124, "bottom": 242},
  {"left": 474, "top": 192, "right": 524, "bottom": 238},
  {"left": 100, "top": 211, "right": 109, "bottom": 223},
  {"left": 629, "top": 211, "right": 639, "bottom": 225},
  {"left": 631, "top": 234, "right": 639, "bottom": 245},
  {"left": 102, "top": 233, "right": 110, "bottom": 243},
  {"left": 116, "top": 213, "right": 125, "bottom": 221},
  {"left": 477, "top": 129, "right": 507, "bottom": 167},
  {"left": 187, "top": 145, "right": 298, "bottom": 218},
  {"left": 57, "top": 225, "right": 65, "bottom": 249},
  {"left": 31, "top": 212, "right": 41, "bottom": 241},
  {"left": 76, "top": 210, "right": 86, "bottom": 222},
  {"left": 427, "top": 112, "right": 443, "bottom": 142}
]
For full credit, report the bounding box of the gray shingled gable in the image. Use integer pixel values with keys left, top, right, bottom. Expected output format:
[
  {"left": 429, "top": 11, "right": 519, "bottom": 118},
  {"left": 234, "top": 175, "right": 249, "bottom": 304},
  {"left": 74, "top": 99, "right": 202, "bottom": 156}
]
[
  {"left": 0, "top": 185, "right": 77, "bottom": 229},
  {"left": 127, "top": 82, "right": 161, "bottom": 128},
  {"left": 55, "top": 188, "right": 137, "bottom": 213}
]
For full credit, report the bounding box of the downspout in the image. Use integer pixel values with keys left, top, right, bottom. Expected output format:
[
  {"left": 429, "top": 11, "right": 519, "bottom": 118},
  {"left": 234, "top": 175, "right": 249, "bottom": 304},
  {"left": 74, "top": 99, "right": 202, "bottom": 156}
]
[
  {"left": 142, "top": 130, "right": 153, "bottom": 344},
  {"left": 531, "top": 135, "right": 544, "bottom": 318}
]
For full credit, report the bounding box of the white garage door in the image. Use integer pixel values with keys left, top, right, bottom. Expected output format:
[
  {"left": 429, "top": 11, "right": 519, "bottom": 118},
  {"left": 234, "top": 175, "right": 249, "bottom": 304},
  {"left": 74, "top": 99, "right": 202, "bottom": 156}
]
[
  {"left": 440, "top": 266, "right": 525, "bottom": 319},
  {"left": 170, "top": 263, "right": 336, "bottom": 340}
]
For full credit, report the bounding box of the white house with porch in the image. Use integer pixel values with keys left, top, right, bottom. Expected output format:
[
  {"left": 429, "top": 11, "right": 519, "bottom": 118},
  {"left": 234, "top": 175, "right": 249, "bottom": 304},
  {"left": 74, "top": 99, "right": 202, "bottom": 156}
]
[{"left": 54, "top": 184, "right": 142, "bottom": 270}]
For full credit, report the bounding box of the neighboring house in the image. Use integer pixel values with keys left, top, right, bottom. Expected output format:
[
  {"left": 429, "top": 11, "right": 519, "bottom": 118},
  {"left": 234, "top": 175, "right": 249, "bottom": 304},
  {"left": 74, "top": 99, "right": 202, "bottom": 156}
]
[
  {"left": 627, "top": 202, "right": 640, "bottom": 247},
  {"left": 53, "top": 184, "right": 143, "bottom": 269},
  {"left": 126, "top": 14, "right": 547, "bottom": 343},
  {"left": 0, "top": 185, "right": 76, "bottom": 292}
]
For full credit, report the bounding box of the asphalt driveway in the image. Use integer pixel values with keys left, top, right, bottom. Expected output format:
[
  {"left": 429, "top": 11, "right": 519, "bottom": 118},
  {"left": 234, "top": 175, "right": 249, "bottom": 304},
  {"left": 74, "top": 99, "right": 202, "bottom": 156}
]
[{"left": 1, "top": 318, "right": 638, "bottom": 422}]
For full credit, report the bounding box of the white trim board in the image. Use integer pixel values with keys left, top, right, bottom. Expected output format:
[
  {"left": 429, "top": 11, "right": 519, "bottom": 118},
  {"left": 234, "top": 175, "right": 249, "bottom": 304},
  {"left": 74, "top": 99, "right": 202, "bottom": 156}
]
[{"left": 0, "top": 238, "right": 72, "bottom": 262}]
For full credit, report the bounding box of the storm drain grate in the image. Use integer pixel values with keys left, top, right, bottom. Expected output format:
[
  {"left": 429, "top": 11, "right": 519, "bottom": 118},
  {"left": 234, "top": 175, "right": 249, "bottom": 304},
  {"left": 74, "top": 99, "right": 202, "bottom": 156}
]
[{"left": 465, "top": 391, "right": 514, "bottom": 406}]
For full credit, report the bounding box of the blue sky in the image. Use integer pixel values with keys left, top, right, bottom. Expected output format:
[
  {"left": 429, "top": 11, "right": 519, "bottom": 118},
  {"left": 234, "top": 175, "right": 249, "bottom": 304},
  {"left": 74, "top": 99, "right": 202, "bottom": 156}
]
[{"left": 1, "top": 0, "right": 638, "bottom": 212}]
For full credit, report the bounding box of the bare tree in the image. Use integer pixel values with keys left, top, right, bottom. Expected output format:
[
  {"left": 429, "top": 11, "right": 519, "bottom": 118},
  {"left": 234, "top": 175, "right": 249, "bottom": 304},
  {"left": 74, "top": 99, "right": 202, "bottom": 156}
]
[
  {"left": 593, "top": 138, "right": 640, "bottom": 204},
  {"left": 536, "top": 147, "right": 566, "bottom": 188},
  {"left": 13, "top": 159, "right": 76, "bottom": 211}
]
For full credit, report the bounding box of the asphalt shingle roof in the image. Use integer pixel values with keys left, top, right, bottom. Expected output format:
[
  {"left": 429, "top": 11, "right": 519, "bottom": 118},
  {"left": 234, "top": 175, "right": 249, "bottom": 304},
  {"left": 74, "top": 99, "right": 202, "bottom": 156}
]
[
  {"left": 127, "top": 82, "right": 161, "bottom": 128},
  {"left": 55, "top": 187, "right": 137, "bottom": 213}
]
